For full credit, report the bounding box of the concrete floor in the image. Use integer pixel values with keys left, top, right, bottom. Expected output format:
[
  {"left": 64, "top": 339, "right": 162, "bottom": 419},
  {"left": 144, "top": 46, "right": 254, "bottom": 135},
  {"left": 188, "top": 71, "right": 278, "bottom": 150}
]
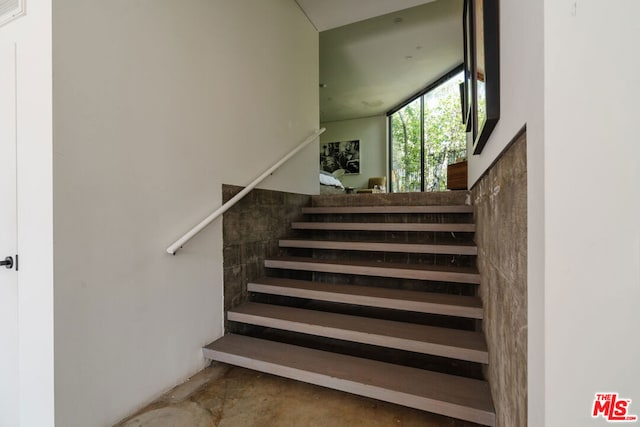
[{"left": 115, "top": 363, "right": 480, "bottom": 427}]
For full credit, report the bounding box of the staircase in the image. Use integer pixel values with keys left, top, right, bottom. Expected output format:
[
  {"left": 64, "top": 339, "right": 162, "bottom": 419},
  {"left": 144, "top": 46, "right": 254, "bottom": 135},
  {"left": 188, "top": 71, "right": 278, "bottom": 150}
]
[{"left": 204, "top": 194, "right": 495, "bottom": 426}]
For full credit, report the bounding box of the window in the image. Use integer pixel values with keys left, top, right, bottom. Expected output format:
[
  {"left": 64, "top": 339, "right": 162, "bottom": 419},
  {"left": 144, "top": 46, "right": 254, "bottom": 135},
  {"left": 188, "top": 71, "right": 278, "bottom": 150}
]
[{"left": 389, "top": 67, "right": 467, "bottom": 192}]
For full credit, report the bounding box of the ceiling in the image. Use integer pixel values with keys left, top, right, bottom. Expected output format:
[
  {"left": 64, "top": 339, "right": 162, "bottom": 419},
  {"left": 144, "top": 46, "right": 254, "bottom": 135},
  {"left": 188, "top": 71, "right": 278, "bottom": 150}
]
[
  {"left": 297, "top": 0, "right": 464, "bottom": 123},
  {"left": 295, "top": 0, "right": 438, "bottom": 32}
]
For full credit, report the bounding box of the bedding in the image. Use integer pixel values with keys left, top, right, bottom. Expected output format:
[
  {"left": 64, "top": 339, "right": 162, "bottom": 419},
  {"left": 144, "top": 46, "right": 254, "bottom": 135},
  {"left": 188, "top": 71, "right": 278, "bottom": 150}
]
[
  {"left": 319, "top": 171, "right": 344, "bottom": 188},
  {"left": 319, "top": 171, "right": 345, "bottom": 194}
]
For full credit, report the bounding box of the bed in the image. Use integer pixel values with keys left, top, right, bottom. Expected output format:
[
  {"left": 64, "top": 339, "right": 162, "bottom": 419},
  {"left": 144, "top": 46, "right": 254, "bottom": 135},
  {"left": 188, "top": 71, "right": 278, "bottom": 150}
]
[{"left": 319, "top": 171, "right": 345, "bottom": 195}]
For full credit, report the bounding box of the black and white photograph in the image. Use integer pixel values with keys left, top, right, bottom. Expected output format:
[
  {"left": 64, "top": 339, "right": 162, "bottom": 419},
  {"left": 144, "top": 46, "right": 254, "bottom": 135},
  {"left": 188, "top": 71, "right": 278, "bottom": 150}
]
[{"left": 320, "top": 140, "right": 360, "bottom": 175}]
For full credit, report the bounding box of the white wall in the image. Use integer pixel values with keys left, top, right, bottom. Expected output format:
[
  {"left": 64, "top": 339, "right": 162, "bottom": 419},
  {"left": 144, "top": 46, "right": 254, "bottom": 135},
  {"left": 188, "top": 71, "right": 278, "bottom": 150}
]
[
  {"left": 465, "top": 0, "right": 545, "bottom": 424},
  {"left": 467, "top": 0, "right": 544, "bottom": 186},
  {"left": 52, "top": 1, "right": 318, "bottom": 425},
  {"left": 0, "top": 1, "right": 55, "bottom": 426},
  {"left": 544, "top": 1, "right": 640, "bottom": 425},
  {"left": 320, "top": 116, "right": 387, "bottom": 189}
]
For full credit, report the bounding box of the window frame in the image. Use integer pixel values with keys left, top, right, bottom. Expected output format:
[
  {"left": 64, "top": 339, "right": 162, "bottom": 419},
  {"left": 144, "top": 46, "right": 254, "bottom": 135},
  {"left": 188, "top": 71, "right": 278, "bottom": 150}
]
[{"left": 387, "top": 64, "right": 464, "bottom": 193}]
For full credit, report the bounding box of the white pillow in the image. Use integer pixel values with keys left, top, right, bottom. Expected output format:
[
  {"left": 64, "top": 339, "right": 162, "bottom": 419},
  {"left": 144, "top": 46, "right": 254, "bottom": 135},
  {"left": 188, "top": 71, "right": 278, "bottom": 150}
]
[{"left": 319, "top": 173, "right": 344, "bottom": 188}]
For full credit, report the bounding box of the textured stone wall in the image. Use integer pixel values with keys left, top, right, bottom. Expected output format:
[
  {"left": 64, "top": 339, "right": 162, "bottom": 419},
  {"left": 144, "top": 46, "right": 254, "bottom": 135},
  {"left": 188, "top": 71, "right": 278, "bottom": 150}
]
[
  {"left": 222, "top": 185, "right": 311, "bottom": 313},
  {"left": 311, "top": 190, "right": 469, "bottom": 207},
  {"left": 472, "top": 132, "right": 527, "bottom": 427}
]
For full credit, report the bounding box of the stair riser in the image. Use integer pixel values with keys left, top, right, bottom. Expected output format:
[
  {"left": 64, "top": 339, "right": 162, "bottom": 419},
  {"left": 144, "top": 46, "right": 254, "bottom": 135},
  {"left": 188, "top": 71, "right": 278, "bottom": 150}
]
[
  {"left": 309, "top": 273, "right": 478, "bottom": 298},
  {"left": 292, "top": 223, "right": 475, "bottom": 232},
  {"left": 248, "top": 283, "right": 483, "bottom": 319},
  {"left": 304, "top": 213, "right": 474, "bottom": 228},
  {"left": 251, "top": 328, "right": 485, "bottom": 379},
  {"left": 310, "top": 191, "right": 470, "bottom": 207},
  {"left": 247, "top": 294, "right": 478, "bottom": 331},
  {"left": 302, "top": 206, "right": 473, "bottom": 214},
  {"left": 203, "top": 348, "right": 495, "bottom": 426},
  {"left": 307, "top": 252, "right": 476, "bottom": 269},
  {"left": 265, "top": 260, "right": 481, "bottom": 285},
  {"left": 279, "top": 240, "right": 478, "bottom": 255},
  {"left": 228, "top": 311, "right": 488, "bottom": 364},
  {"left": 306, "top": 231, "right": 476, "bottom": 246}
]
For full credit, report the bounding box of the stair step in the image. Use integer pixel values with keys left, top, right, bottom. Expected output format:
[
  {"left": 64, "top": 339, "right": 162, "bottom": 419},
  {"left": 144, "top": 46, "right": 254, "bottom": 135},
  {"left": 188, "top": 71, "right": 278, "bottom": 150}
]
[
  {"left": 264, "top": 257, "right": 481, "bottom": 284},
  {"left": 228, "top": 303, "right": 488, "bottom": 363},
  {"left": 291, "top": 222, "right": 475, "bottom": 232},
  {"left": 303, "top": 205, "right": 473, "bottom": 214},
  {"left": 248, "top": 277, "right": 483, "bottom": 319},
  {"left": 204, "top": 334, "right": 495, "bottom": 426},
  {"left": 279, "top": 239, "right": 478, "bottom": 255}
]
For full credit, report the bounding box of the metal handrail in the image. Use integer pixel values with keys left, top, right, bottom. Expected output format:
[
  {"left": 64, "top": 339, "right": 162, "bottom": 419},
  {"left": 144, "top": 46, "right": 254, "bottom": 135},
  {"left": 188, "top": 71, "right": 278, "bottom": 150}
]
[{"left": 166, "top": 128, "right": 326, "bottom": 254}]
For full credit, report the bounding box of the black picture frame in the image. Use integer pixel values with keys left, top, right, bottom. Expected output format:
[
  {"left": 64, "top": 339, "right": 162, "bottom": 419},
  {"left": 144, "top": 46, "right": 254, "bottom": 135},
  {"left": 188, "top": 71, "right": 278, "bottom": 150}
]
[
  {"left": 471, "top": 0, "right": 500, "bottom": 155},
  {"left": 320, "top": 140, "right": 361, "bottom": 175},
  {"left": 462, "top": 0, "right": 474, "bottom": 133}
]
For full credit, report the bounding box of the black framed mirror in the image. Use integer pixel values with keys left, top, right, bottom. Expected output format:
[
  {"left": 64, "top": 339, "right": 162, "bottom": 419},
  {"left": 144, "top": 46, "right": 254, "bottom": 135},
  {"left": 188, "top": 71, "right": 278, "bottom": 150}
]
[
  {"left": 462, "top": 0, "right": 474, "bottom": 134},
  {"left": 468, "top": 0, "right": 500, "bottom": 155}
]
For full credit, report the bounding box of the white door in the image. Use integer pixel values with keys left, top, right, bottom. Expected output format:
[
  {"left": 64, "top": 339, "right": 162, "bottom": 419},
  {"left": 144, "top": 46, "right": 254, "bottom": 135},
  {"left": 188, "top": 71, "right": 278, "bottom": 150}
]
[{"left": 0, "top": 41, "right": 19, "bottom": 427}]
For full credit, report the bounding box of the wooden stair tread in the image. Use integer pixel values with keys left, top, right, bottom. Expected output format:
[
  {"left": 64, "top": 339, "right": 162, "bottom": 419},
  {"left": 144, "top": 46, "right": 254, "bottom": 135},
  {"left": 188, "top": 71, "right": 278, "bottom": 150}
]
[
  {"left": 229, "top": 303, "right": 487, "bottom": 363},
  {"left": 265, "top": 256, "right": 480, "bottom": 284},
  {"left": 249, "top": 277, "right": 483, "bottom": 319},
  {"left": 204, "top": 334, "right": 495, "bottom": 426},
  {"left": 279, "top": 238, "right": 478, "bottom": 255},
  {"left": 303, "top": 205, "right": 473, "bottom": 214},
  {"left": 291, "top": 222, "right": 475, "bottom": 232}
]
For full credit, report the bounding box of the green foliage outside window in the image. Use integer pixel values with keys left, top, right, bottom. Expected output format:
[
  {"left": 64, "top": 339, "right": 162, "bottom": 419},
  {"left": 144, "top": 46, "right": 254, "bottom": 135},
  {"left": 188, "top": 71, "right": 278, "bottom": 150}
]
[{"left": 390, "top": 72, "right": 467, "bottom": 192}]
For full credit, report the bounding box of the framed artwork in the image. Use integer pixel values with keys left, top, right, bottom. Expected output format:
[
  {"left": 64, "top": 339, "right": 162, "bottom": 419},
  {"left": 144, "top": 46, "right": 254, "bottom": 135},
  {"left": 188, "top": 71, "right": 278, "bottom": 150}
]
[
  {"left": 320, "top": 140, "right": 360, "bottom": 175},
  {"left": 471, "top": 0, "right": 500, "bottom": 154}
]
